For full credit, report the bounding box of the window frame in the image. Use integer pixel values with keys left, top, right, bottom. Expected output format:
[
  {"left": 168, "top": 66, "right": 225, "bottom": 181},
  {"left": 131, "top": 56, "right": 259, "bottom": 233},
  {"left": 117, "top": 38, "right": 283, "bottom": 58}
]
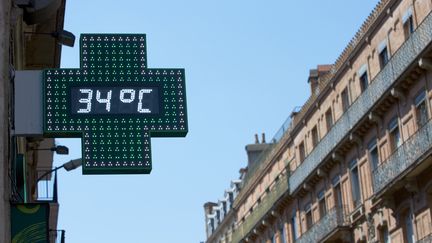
[
  {"left": 368, "top": 138, "right": 379, "bottom": 171},
  {"left": 298, "top": 142, "right": 306, "bottom": 162},
  {"left": 403, "top": 210, "right": 415, "bottom": 243},
  {"left": 349, "top": 159, "right": 362, "bottom": 208},
  {"left": 378, "top": 39, "right": 389, "bottom": 69},
  {"left": 279, "top": 222, "right": 287, "bottom": 243},
  {"left": 290, "top": 211, "right": 298, "bottom": 241},
  {"left": 414, "top": 89, "right": 428, "bottom": 127},
  {"left": 402, "top": 6, "right": 415, "bottom": 40},
  {"left": 341, "top": 87, "right": 350, "bottom": 112},
  {"left": 332, "top": 175, "right": 343, "bottom": 208},
  {"left": 304, "top": 203, "right": 313, "bottom": 230},
  {"left": 358, "top": 64, "right": 369, "bottom": 92},
  {"left": 317, "top": 190, "right": 327, "bottom": 218},
  {"left": 311, "top": 126, "right": 319, "bottom": 147},
  {"left": 325, "top": 108, "right": 333, "bottom": 132},
  {"left": 388, "top": 116, "right": 401, "bottom": 151}
]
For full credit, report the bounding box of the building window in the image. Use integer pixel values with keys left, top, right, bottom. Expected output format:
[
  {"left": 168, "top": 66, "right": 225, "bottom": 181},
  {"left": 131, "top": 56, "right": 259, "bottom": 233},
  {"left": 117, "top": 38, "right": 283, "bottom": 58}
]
[
  {"left": 318, "top": 190, "right": 327, "bottom": 218},
  {"left": 415, "top": 90, "right": 428, "bottom": 127},
  {"left": 368, "top": 138, "right": 379, "bottom": 171},
  {"left": 350, "top": 159, "right": 362, "bottom": 207},
  {"left": 379, "top": 46, "right": 389, "bottom": 68},
  {"left": 380, "top": 226, "right": 391, "bottom": 243},
  {"left": 325, "top": 108, "right": 333, "bottom": 132},
  {"left": 271, "top": 232, "right": 276, "bottom": 243},
  {"left": 404, "top": 212, "right": 415, "bottom": 243},
  {"left": 305, "top": 203, "right": 313, "bottom": 230},
  {"left": 332, "top": 175, "right": 343, "bottom": 208},
  {"left": 360, "top": 72, "right": 369, "bottom": 92},
  {"left": 311, "top": 126, "right": 319, "bottom": 147},
  {"left": 279, "top": 223, "right": 287, "bottom": 243},
  {"left": 403, "top": 7, "right": 414, "bottom": 40},
  {"left": 299, "top": 142, "right": 306, "bottom": 162},
  {"left": 291, "top": 212, "right": 298, "bottom": 241},
  {"left": 358, "top": 64, "right": 368, "bottom": 93},
  {"left": 388, "top": 117, "right": 401, "bottom": 151},
  {"left": 341, "top": 87, "right": 350, "bottom": 112}
]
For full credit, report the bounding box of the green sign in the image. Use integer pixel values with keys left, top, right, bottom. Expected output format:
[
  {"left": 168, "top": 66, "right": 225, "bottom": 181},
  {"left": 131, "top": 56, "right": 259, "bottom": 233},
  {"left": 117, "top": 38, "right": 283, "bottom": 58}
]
[
  {"left": 44, "top": 34, "right": 188, "bottom": 174},
  {"left": 11, "top": 203, "right": 49, "bottom": 243}
]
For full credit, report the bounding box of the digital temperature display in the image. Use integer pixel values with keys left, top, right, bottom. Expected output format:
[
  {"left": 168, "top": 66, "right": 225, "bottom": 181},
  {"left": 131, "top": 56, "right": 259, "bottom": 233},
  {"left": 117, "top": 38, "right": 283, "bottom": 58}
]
[
  {"left": 43, "top": 33, "right": 188, "bottom": 174},
  {"left": 70, "top": 86, "right": 160, "bottom": 115}
]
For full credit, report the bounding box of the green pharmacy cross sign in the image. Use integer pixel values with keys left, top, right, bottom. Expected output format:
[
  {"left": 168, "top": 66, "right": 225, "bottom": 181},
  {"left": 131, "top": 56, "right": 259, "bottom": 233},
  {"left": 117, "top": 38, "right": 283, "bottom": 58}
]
[{"left": 44, "top": 34, "right": 188, "bottom": 174}]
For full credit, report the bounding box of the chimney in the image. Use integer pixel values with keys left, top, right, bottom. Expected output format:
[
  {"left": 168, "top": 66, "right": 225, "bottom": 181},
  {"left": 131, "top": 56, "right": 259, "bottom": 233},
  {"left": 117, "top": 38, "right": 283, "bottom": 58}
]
[
  {"left": 308, "top": 68, "right": 319, "bottom": 95},
  {"left": 245, "top": 133, "right": 270, "bottom": 169},
  {"left": 239, "top": 167, "right": 248, "bottom": 179},
  {"left": 308, "top": 64, "right": 332, "bottom": 95}
]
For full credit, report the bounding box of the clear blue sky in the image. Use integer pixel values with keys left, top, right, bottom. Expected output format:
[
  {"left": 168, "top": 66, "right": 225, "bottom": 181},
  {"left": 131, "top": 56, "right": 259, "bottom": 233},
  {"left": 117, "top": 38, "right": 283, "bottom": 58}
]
[{"left": 55, "top": 1, "right": 379, "bottom": 242}]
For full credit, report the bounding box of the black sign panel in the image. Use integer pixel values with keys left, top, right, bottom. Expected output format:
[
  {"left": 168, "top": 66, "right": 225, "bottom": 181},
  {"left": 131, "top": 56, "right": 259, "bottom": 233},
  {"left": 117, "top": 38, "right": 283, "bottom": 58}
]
[{"left": 70, "top": 86, "right": 160, "bottom": 115}]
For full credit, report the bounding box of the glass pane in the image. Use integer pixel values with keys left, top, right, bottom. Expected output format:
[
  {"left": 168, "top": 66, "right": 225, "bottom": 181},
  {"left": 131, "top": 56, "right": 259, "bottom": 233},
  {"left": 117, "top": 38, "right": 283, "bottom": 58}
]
[
  {"left": 417, "top": 102, "right": 428, "bottom": 127},
  {"left": 405, "top": 214, "right": 415, "bottom": 243},
  {"left": 351, "top": 167, "right": 361, "bottom": 206},
  {"left": 291, "top": 215, "right": 298, "bottom": 240},
  {"left": 370, "top": 148, "right": 379, "bottom": 171}
]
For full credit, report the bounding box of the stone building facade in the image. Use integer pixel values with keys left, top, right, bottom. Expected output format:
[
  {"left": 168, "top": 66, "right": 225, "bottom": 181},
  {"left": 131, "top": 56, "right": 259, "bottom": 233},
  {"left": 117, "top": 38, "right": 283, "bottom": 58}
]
[
  {"left": 1, "top": 0, "right": 69, "bottom": 242},
  {"left": 204, "top": 0, "right": 432, "bottom": 242}
]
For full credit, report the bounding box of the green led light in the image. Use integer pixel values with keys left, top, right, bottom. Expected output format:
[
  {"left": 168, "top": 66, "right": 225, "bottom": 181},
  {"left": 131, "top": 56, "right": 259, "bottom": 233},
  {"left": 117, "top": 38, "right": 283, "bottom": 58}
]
[{"left": 43, "top": 34, "right": 188, "bottom": 174}]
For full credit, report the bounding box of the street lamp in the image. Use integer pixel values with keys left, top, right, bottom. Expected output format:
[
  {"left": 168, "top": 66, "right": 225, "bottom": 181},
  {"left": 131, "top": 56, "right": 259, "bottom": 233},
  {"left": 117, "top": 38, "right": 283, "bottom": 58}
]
[
  {"left": 24, "top": 30, "right": 76, "bottom": 47},
  {"left": 33, "top": 145, "right": 69, "bottom": 155},
  {"left": 37, "top": 158, "right": 82, "bottom": 182}
]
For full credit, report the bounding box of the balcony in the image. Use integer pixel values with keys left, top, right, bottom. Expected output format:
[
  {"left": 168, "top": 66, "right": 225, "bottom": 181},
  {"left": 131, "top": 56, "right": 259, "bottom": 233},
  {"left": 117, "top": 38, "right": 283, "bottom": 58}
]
[
  {"left": 37, "top": 168, "right": 60, "bottom": 241},
  {"left": 373, "top": 118, "right": 432, "bottom": 194},
  {"left": 231, "top": 171, "right": 289, "bottom": 243},
  {"left": 418, "top": 233, "right": 432, "bottom": 243},
  {"left": 296, "top": 206, "right": 350, "bottom": 243},
  {"left": 290, "top": 9, "right": 432, "bottom": 193}
]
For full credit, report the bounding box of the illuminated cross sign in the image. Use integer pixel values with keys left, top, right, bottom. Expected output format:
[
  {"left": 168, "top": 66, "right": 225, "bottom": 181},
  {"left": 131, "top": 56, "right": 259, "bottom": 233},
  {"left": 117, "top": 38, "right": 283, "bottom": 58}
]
[{"left": 43, "top": 34, "right": 188, "bottom": 174}]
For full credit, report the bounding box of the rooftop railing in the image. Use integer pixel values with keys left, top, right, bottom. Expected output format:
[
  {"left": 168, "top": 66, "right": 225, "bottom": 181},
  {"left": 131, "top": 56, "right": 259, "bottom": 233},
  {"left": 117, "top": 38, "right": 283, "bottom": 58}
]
[
  {"left": 241, "top": 109, "right": 296, "bottom": 189},
  {"left": 373, "top": 118, "right": 432, "bottom": 194},
  {"left": 295, "top": 205, "right": 349, "bottom": 243},
  {"left": 289, "top": 9, "right": 432, "bottom": 193}
]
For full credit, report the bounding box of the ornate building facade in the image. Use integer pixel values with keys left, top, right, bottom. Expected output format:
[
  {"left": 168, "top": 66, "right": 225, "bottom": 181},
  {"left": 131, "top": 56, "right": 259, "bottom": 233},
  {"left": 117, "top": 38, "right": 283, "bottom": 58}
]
[{"left": 204, "top": 0, "right": 432, "bottom": 242}]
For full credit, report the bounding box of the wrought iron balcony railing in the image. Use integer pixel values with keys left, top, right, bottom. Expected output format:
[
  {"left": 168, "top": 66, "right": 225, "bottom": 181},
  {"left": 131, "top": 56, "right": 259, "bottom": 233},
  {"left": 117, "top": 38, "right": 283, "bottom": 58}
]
[
  {"left": 417, "top": 233, "right": 432, "bottom": 243},
  {"left": 295, "top": 205, "right": 349, "bottom": 243},
  {"left": 231, "top": 170, "right": 289, "bottom": 243},
  {"left": 373, "top": 118, "right": 432, "bottom": 194},
  {"left": 290, "top": 9, "right": 432, "bottom": 193}
]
